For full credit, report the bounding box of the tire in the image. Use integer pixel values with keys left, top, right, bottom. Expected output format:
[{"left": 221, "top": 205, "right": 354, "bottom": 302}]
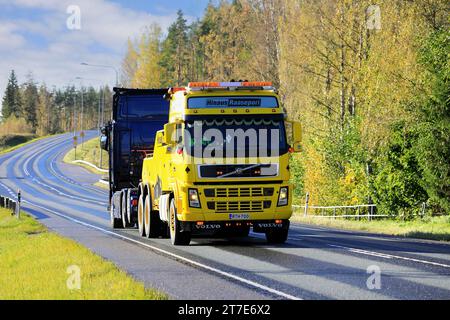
[
  {"left": 126, "top": 190, "right": 135, "bottom": 226},
  {"left": 144, "top": 194, "right": 161, "bottom": 238},
  {"left": 121, "top": 190, "right": 131, "bottom": 228},
  {"left": 169, "top": 198, "right": 191, "bottom": 246},
  {"left": 137, "top": 194, "right": 146, "bottom": 237},
  {"left": 110, "top": 202, "right": 122, "bottom": 229},
  {"left": 265, "top": 228, "right": 288, "bottom": 244}
]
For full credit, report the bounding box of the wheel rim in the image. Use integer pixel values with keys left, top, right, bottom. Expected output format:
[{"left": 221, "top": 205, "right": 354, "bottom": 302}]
[
  {"left": 138, "top": 196, "right": 144, "bottom": 234},
  {"left": 144, "top": 196, "right": 150, "bottom": 234},
  {"left": 170, "top": 201, "right": 175, "bottom": 238},
  {"left": 127, "top": 192, "right": 132, "bottom": 223},
  {"left": 122, "top": 194, "right": 128, "bottom": 227},
  {"left": 110, "top": 206, "right": 114, "bottom": 226}
]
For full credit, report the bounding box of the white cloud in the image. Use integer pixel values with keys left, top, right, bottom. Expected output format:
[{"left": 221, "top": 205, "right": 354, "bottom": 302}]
[
  {"left": 0, "top": 22, "right": 26, "bottom": 50},
  {"left": 0, "top": 0, "right": 183, "bottom": 108}
]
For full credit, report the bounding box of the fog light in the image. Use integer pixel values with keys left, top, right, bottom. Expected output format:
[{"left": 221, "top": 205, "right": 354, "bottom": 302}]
[
  {"left": 277, "top": 187, "right": 288, "bottom": 207},
  {"left": 188, "top": 189, "right": 201, "bottom": 208}
]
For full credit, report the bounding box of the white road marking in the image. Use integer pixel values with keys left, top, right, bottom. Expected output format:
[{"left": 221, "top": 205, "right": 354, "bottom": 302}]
[
  {"left": 328, "top": 244, "right": 450, "bottom": 269},
  {"left": 21, "top": 199, "right": 303, "bottom": 301}
]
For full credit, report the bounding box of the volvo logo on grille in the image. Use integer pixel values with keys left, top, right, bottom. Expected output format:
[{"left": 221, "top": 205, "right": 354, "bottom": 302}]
[{"left": 195, "top": 224, "right": 221, "bottom": 230}]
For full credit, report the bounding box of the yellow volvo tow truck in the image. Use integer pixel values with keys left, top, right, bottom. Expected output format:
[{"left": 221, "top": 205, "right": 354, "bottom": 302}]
[{"left": 136, "top": 81, "right": 301, "bottom": 245}]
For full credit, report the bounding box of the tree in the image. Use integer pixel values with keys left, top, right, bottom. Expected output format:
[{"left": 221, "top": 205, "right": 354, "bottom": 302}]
[
  {"left": 37, "top": 84, "right": 51, "bottom": 135},
  {"left": 160, "top": 10, "right": 189, "bottom": 86},
  {"left": 21, "top": 73, "right": 39, "bottom": 131},
  {"left": 121, "top": 38, "right": 139, "bottom": 87},
  {"left": 414, "top": 28, "right": 450, "bottom": 214},
  {"left": 1, "top": 70, "right": 22, "bottom": 120},
  {"left": 132, "top": 24, "right": 163, "bottom": 88},
  {"left": 373, "top": 121, "right": 428, "bottom": 218}
]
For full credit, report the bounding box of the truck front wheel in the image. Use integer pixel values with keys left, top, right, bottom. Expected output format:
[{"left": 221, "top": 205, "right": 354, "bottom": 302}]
[
  {"left": 169, "top": 198, "right": 191, "bottom": 246},
  {"left": 265, "top": 228, "right": 289, "bottom": 244},
  {"left": 137, "top": 194, "right": 146, "bottom": 237}
]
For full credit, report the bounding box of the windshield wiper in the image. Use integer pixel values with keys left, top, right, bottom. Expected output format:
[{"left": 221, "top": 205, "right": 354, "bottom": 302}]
[{"left": 217, "top": 164, "right": 263, "bottom": 179}]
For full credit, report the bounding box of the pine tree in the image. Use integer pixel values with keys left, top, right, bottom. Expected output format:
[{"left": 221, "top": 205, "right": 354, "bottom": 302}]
[
  {"left": 21, "top": 73, "right": 39, "bottom": 131},
  {"left": 160, "top": 10, "right": 189, "bottom": 86},
  {"left": 37, "top": 84, "right": 52, "bottom": 135},
  {"left": 1, "top": 70, "right": 22, "bottom": 120}
]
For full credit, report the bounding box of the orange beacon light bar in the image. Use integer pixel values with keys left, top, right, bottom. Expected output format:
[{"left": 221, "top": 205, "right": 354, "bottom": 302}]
[{"left": 188, "top": 81, "right": 273, "bottom": 89}]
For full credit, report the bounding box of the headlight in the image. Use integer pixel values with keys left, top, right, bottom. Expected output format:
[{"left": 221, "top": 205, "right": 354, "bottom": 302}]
[
  {"left": 277, "top": 187, "right": 288, "bottom": 207},
  {"left": 188, "top": 189, "right": 201, "bottom": 208}
]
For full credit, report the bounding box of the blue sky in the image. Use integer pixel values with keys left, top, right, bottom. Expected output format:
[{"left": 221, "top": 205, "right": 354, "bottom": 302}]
[{"left": 0, "top": 0, "right": 213, "bottom": 106}]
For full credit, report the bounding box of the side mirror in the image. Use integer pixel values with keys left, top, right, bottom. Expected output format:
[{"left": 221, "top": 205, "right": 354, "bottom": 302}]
[
  {"left": 291, "top": 121, "right": 302, "bottom": 152},
  {"left": 100, "top": 125, "right": 109, "bottom": 151},
  {"left": 100, "top": 134, "right": 108, "bottom": 151},
  {"left": 163, "top": 122, "right": 177, "bottom": 145}
]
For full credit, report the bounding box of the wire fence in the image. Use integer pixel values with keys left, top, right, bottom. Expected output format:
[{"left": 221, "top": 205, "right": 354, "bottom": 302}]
[
  {"left": 293, "top": 204, "right": 386, "bottom": 220},
  {"left": 293, "top": 192, "right": 429, "bottom": 220}
]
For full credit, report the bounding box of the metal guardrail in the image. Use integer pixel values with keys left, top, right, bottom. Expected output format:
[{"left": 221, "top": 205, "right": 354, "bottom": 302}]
[
  {"left": 0, "top": 190, "right": 21, "bottom": 218},
  {"left": 72, "top": 160, "right": 108, "bottom": 173}
]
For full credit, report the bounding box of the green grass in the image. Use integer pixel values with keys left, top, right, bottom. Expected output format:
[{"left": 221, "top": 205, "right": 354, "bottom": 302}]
[
  {"left": 0, "top": 208, "right": 167, "bottom": 300},
  {"left": 64, "top": 137, "right": 109, "bottom": 175},
  {"left": 0, "top": 134, "right": 40, "bottom": 155},
  {"left": 291, "top": 213, "right": 450, "bottom": 241}
]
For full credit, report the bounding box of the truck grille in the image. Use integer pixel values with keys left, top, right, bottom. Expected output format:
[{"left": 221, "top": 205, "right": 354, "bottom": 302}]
[
  {"left": 215, "top": 201, "right": 264, "bottom": 213},
  {"left": 204, "top": 187, "right": 274, "bottom": 198},
  {"left": 217, "top": 187, "right": 262, "bottom": 197}
]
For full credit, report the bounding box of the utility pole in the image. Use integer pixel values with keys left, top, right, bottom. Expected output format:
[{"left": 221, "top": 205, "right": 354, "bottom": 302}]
[
  {"left": 80, "top": 86, "right": 84, "bottom": 151},
  {"left": 97, "top": 86, "right": 101, "bottom": 135},
  {"left": 73, "top": 95, "right": 77, "bottom": 137},
  {"left": 99, "top": 87, "right": 104, "bottom": 169}
]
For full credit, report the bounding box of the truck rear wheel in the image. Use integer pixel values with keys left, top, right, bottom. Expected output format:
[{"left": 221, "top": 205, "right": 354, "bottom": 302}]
[
  {"left": 121, "top": 191, "right": 131, "bottom": 228},
  {"left": 144, "top": 194, "right": 161, "bottom": 238},
  {"left": 169, "top": 198, "right": 191, "bottom": 246},
  {"left": 110, "top": 203, "right": 122, "bottom": 229},
  {"left": 137, "top": 194, "right": 146, "bottom": 237},
  {"left": 265, "top": 228, "right": 289, "bottom": 244}
]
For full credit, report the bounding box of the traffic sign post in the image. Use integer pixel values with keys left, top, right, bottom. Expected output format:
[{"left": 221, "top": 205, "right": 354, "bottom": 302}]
[
  {"left": 16, "top": 189, "right": 21, "bottom": 219},
  {"left": 80, "top": 131, "right": 85, "bottom": 151},
  {"left": 73, "top": 136, "right": 78, "bottom": 160}
]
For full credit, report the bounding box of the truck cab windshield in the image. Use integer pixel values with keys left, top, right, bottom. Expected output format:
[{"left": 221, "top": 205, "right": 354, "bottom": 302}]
[
  {"left": 118, "top": 96, "right": 168, "bottom": 119},
  {"left": 184, "top": 114, "right": 288, "bottom": 159}
]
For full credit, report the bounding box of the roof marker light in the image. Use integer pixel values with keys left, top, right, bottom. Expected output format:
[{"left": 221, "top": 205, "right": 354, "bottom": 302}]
[{"left": 188, "top": 81, "right": 274, "bottom": 89}]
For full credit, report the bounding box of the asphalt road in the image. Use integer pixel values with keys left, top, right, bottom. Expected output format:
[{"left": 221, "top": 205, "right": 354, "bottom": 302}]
[{"left": 1, "top": 132, "right": 450, "bottom": 300}]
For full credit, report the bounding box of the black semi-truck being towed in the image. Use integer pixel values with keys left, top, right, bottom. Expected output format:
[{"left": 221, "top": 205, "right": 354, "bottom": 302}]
[{"left": 101, "top": 88, "right": 169, "bottom": 228}]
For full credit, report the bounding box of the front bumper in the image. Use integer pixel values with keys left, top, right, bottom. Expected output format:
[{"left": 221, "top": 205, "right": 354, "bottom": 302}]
[{"left": 180, "top": 219, "right": 290, "bottom": 234}]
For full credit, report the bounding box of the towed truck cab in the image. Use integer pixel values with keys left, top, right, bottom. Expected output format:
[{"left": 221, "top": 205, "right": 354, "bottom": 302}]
[
  {"left": 139, "top": 82, "right": 302, "bottom": 245},
  {"left": 102, "top": 88, "right": 169, "bottom": 228}
]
